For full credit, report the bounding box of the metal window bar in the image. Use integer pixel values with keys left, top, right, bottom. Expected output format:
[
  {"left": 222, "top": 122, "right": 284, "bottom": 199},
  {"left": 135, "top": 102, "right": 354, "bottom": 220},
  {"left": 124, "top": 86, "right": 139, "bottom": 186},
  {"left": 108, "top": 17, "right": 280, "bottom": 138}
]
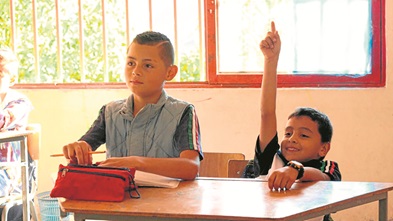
[
  {"left": 6, "top": 0, "right": 204, "bottom": 84},
  {"left": 149, "top": 0, "right": 153, "bottom": 30},
  {"left": 55, "top": 0, "right": 63, "bottom": 82},
  {"left": 173, "top": 0, "right": 180, "bottom": 81},
  {"left": 78, "top": 0, "right": 85, "bottom": 82},
  {"left": 32, "top": 0, "right": 40, "bottom": 83},
  {"left": 101, "top": 0, "right": 108, "bottom": 82},
  {"left": 198, "top": 0, "right": 204, "bottom": 81},
  {"left": 9, "top": 0, "right": 16, "bottom": 52}
]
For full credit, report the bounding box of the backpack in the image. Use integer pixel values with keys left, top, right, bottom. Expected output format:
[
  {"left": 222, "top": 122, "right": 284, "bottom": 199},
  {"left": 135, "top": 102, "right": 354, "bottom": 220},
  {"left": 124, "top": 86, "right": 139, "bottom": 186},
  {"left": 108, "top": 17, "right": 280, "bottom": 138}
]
[{"left": 241, "top": 159, "right": 255, "bottom": 178}]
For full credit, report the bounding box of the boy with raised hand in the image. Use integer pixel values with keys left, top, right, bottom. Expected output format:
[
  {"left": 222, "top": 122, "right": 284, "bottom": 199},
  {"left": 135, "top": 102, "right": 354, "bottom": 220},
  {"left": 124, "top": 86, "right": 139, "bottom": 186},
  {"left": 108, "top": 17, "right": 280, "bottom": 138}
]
[
  {"left": 62, "top": 31, "right": 202, "bottom": 180},
  {"left": 255, "top": 21, "right": 341, "bottom": 191}
]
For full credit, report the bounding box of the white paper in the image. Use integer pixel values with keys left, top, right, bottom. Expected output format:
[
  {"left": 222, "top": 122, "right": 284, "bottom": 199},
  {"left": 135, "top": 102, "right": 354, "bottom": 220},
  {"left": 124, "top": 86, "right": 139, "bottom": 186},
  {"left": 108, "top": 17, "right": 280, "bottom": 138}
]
[{"left": 134, "top": 171, "right": 181, "bottom": 188}]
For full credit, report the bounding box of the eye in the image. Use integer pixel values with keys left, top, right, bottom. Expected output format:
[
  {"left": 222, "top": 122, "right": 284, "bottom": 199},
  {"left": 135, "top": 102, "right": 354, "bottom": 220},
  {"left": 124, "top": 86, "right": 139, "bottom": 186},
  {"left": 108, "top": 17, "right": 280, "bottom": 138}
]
[
  {"left": 127, "top": 61, "right": 135, "bottom": 66},
  {"left": 144, "top": 63, "right": 153, "bottom": 68},
  {"left": 284, "top": 132, "right": 291, "bottom": 137},
  {"left": 301, "top": 134, "right": 310, "bottom": 138}
]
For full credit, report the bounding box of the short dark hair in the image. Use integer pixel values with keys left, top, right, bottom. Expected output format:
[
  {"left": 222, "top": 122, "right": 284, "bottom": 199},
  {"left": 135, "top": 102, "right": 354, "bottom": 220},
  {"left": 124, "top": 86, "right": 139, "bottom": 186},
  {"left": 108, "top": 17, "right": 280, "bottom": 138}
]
[
  {"left": 131, "top": 31, "right": 175, "bottom": 66},
  {"left": 288, "top": 107, "right": 333, "bottom": 143}
]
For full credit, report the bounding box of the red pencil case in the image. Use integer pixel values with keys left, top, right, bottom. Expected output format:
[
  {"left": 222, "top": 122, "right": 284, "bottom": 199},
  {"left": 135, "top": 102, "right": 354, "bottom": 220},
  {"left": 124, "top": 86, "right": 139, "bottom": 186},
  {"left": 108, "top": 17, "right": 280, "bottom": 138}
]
[{"left": 50, "top": 164, "right": 140, "bottom": 202}]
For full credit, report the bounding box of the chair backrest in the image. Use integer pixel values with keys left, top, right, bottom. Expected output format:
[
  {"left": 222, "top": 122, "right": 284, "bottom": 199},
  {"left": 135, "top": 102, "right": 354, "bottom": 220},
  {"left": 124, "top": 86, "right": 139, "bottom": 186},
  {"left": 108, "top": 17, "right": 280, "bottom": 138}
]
[
  {"left": 26, "top": 124, "right": 41, "bottom": 161},
  {"left": 199, "top": 152, "right": 245, "bottom": 177},
  {"left": 227, "top": 159, "right": 249, "bottom": 178}
]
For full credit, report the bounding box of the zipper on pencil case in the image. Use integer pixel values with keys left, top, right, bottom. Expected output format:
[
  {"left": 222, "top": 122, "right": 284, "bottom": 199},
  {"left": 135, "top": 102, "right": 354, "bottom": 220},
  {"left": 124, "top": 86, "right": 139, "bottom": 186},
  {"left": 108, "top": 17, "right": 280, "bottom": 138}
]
[
  {"left": 66, "top": 164, "right": 137, "bottom": 185},
  {"left": 68, "top": 164, "right": 132, "bottom": 172},
  {"left": 60, "top": 167, "right": 127, "bottom": 181}
]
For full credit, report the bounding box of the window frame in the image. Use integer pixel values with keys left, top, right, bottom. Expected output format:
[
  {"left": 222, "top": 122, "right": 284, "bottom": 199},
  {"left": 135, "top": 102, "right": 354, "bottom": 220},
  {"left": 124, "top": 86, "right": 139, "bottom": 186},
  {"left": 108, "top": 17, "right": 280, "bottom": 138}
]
[
  {"left": 13, "top": 0, "right": 385, "bottom": 89},
  {"left": 204, "top": 0, "right": 385, "bottom": 88}
]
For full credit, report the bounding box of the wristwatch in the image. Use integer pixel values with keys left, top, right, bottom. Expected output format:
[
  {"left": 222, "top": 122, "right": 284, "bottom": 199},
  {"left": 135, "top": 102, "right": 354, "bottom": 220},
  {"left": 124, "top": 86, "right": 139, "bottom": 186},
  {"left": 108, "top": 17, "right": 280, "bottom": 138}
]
[{"left": 286, "top": 161, "right": 304, "bottom": 179}]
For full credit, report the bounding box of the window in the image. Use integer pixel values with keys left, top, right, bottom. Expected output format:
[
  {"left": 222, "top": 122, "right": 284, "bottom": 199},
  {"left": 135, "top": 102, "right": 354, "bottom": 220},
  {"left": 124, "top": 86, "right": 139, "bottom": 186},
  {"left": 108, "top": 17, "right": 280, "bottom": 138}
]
[
  {"left": 0, "top": 0, "right": 385, "bottom": 88},
  {"left": 207, "top": 0, "right": 385, "bottom": 87},
  {"left": 0, "top": 0, "right": 205, "bottom": 87}
]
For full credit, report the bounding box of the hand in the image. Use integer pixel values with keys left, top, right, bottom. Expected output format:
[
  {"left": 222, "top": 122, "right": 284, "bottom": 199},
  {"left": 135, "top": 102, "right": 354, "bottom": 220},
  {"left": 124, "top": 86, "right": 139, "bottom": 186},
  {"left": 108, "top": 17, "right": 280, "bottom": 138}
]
[
  {"left": 259, "top": 21, "right": 281, "bottom": 60},
  {"left": 62, "top": 140, "right": 93, "bottom": 165},
  {"left": 267, "top": 166, "right": 298, "bottom": 190},
  {"left": 0, "top": 110, "right": 14, "bottom": 130}
]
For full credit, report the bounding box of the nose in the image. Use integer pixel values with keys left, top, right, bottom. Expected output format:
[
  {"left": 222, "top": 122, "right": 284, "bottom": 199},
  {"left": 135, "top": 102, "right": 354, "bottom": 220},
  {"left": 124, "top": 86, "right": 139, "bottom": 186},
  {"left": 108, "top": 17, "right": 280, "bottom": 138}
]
[
  {"left": 129, "top": 63, "right": 142, "bottom": 76},
  {"left": 288, "top": 135, "right": 297, "bottom": 143},
  {"left": 132, "top": 70, "right": 141, "bottom": 76}
]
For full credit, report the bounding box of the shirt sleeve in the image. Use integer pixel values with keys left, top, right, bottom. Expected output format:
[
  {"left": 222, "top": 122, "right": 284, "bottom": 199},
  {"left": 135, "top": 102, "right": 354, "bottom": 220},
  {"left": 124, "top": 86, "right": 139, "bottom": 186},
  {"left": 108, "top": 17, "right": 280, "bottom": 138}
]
[
  {"left": 79, "top": 105, "right": 106, "bottom": 150},
  {"left": 320, "top": 160, "right": 342, "bottom": 181},
  {"left": 1, "top": 97, "right": 33, "bottom": 131},
  {"left": 253, "top": 133, "right": 280, "bottom": 176},
  {"left": 174, "top": 105, "right": 203, "bottom": 160}
]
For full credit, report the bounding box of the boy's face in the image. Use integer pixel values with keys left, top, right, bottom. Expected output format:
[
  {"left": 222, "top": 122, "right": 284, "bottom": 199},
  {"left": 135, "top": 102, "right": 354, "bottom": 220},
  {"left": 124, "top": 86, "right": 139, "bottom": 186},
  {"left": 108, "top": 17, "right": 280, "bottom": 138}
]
[
  {"left": 124, "top": 42, "right": 177, "bottom": 102},
  {"left": 280, "top": 116, "right": 330, "bottom": 162}
]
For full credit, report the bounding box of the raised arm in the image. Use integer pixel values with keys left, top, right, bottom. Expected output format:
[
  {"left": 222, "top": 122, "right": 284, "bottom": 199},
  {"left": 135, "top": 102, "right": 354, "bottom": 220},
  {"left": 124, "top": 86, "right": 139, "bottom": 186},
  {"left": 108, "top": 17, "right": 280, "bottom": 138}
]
[{"left": 259, "top": 21, "right": 281, "bottom": 152}]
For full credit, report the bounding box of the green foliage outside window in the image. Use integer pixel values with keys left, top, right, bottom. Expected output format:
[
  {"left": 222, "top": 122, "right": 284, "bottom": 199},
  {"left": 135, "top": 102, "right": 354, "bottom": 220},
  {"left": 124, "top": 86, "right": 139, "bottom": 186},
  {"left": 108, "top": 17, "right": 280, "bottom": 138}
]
[{"left": 0, "top": 0, "right": 203, "bottom": 84}]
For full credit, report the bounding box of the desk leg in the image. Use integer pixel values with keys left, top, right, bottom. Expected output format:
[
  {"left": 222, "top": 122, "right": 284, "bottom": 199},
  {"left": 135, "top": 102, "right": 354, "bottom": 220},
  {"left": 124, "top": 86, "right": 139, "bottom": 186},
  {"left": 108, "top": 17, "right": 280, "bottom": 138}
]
[
  {"left": 379, "top": 192, "right": 387, "bottom": 221},
  {"left": 21, "top": 138, "right": 31, "bottom": 221}
]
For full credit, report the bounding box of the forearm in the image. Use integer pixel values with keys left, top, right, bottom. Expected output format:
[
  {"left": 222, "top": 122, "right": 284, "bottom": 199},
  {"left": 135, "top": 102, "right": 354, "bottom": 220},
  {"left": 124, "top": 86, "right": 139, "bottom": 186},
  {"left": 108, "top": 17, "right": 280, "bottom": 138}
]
[
  {"left": 100, "top": 150, "right": 200, "bottom": 180},
  {"left": 134, "top": 156, "right": 199, "bottom": 180},
  {"left": 261, "top": 58, "right": 278, "bottom": 115},
  {"left": 259, "top": 58, "right": 279, "bottom": 150},
  {"left": 300, "top": 167, "right": 331, "bottom": 182}
]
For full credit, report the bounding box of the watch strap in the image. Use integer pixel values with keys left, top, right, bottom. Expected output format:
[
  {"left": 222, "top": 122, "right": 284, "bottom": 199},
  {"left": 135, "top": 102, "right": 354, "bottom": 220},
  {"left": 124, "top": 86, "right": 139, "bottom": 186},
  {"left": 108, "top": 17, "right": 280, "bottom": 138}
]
[{"left": 286, "top": 161, "right": 304, "bottom": 179}]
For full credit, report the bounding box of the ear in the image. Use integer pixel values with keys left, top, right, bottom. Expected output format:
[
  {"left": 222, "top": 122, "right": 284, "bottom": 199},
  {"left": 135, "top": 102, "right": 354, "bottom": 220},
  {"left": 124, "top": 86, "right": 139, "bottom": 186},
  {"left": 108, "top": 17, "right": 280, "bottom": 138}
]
[
  {"left": 165, "top": 65, "right": 178, "bottom": 81},
  {"left": 319, "top": 142, "right": 330, "bottom": 158}
]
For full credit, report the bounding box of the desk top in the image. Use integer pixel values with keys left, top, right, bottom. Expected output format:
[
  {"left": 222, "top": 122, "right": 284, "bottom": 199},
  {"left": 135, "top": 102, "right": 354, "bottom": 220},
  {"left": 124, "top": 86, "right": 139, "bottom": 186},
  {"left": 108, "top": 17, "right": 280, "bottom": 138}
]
[
  {"left": 60, "top": 178, "right": 393, "bottom": 221},
  {"left": 0, "top": 130, "right": 32, "bottom": 141}
]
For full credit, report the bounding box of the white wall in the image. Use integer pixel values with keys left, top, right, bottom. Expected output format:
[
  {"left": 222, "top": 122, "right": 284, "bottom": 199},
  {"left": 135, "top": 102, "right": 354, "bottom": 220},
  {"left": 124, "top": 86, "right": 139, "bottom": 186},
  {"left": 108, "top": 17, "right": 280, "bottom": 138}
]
[{"left": 16, "top": 1, "right": 392, "bottom": 220}]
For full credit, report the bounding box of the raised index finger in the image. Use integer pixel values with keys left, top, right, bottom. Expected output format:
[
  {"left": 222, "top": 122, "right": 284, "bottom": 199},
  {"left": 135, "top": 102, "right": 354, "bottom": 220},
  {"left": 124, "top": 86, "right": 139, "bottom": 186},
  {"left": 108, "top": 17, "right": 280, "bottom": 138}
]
[{"left": 271, "top": 21, "right": 276, "bottom": 33}]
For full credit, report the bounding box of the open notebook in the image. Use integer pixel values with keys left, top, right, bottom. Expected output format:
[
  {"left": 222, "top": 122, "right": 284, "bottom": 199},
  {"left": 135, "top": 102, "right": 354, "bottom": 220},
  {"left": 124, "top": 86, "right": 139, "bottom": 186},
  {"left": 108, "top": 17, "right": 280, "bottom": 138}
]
[
  {"left": 134, "top": 171, "right": 181, "bottom": 188},
  {"left": 51, "top": 170, "right": 181, "bottom": 189}
]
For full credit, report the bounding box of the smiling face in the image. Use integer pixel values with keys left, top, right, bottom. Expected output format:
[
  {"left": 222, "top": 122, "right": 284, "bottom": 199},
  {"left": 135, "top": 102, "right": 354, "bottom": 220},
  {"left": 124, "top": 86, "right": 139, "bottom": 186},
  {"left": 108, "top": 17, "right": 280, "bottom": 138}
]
[
  {"left": 124, "top": 42, "right": 177, "bottom": 102},
  {"left": 280, "top": 116, "right": 330, "bottom": 162}
]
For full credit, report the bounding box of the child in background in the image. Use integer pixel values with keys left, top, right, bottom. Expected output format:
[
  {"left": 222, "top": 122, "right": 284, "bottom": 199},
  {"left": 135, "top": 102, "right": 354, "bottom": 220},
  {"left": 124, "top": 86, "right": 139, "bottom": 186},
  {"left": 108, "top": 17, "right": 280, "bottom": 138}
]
[
  {"left": 0, "top": 48, "right": 35, "bottom": 220},
  {"left": 253, "top": 22, "right": 341, "bottom": 221},
  {"left": 62, "top": 31, "right": 203, "bottom": 180}
]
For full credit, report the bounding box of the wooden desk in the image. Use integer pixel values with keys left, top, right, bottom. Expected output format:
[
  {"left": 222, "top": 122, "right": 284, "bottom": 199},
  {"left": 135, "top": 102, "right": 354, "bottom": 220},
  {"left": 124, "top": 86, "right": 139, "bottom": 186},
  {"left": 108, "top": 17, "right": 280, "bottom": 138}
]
[
  {"left": 0, "top": 131, "right": 33, "bottom": 221},
  {"left": 59, "top": 178, "right": 393, "bottom": 221}
]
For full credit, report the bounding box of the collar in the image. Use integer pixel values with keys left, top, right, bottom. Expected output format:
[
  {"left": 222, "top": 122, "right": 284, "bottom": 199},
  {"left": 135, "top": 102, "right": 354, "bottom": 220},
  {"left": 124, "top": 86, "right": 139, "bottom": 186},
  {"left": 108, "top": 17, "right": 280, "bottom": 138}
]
[
  {"left": 276, "top": 150, "right": 322, "bottom": 168},
  {"left": 120, "top": 90, "right": 168, "bottom": 120}
]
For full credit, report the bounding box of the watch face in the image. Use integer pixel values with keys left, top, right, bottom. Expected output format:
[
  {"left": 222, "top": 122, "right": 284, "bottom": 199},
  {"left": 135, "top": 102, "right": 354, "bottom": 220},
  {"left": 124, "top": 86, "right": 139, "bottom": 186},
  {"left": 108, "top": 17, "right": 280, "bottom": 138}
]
[
  {"left": 288, "top": 161, "right": 303, "bottom": 170},
  {"left": 293, "top": 162, "right": 301, "bottom": 169}
]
